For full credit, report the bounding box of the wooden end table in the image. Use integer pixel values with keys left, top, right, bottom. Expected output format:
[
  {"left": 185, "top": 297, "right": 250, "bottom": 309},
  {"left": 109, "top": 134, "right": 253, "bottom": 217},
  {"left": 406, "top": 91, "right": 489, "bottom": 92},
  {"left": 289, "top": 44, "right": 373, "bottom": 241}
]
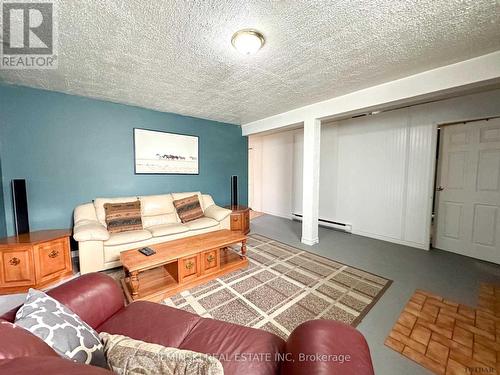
[
  {"left": 226, "top": 205, "right": 250, "bottom": 235},
  {"left": 120, "top": 229, "right": 248, "bottom": 303},
  {"left": 0, "top": 229, "right": 73, "bottom": 294}
]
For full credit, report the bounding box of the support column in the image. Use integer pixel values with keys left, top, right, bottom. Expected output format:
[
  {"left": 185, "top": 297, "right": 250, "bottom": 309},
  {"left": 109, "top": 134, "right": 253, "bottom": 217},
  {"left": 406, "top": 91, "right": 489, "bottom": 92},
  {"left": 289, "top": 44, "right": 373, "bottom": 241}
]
[{"left": 301, "top": 118, "right": 321, "bottom": 245}]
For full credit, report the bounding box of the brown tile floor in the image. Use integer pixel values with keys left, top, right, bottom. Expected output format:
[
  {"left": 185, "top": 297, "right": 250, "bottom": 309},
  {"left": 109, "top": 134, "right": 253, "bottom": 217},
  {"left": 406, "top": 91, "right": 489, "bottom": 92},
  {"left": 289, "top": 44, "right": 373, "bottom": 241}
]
[{"left": 385, "top": 285, "right": 500, "bottom": 375}]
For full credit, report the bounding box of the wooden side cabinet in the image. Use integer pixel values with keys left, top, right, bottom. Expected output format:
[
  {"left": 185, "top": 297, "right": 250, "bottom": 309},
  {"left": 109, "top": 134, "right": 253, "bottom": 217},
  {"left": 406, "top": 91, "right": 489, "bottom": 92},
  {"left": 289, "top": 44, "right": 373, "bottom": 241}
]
[
  {"left": 0, "top": 230, "right": 73, "bottom": 294},
  {"left": 226, "top": 205, "right": 250, "bottom": 235}
]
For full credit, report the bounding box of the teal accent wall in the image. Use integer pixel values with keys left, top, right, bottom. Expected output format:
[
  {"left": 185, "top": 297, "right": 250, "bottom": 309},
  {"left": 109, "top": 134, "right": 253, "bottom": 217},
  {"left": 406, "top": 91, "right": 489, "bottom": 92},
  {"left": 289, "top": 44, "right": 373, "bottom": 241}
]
[{"left": 0, "top": 84, "right": 248, "bottom": 236}]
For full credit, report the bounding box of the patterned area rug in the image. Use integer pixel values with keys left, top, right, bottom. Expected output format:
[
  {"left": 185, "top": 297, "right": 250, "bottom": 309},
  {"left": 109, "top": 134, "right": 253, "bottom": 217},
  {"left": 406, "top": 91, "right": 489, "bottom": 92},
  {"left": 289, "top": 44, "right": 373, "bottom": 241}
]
[
  {"left": 385, "top": 285, "right": 500, "bottom": 375},
  {"left": 168, "top": 234, "right": 391, "bottom": 339},
  {"left": 107, "top": 234, "right": 391, "bottom": 339}
]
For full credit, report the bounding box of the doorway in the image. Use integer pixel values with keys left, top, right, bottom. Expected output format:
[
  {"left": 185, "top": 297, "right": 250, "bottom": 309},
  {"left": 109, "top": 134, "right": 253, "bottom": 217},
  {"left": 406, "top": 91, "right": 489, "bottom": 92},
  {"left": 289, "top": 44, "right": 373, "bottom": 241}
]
[{"left": 433, "top": 117, "right": 500, "bottom": 264}]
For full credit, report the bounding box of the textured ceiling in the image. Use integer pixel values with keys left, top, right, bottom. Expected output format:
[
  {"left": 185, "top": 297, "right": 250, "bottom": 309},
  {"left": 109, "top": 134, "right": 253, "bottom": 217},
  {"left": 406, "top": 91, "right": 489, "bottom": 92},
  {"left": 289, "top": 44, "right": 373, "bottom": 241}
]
[{"left": 1, "top": 0, "right": 499, "bottom": 124}]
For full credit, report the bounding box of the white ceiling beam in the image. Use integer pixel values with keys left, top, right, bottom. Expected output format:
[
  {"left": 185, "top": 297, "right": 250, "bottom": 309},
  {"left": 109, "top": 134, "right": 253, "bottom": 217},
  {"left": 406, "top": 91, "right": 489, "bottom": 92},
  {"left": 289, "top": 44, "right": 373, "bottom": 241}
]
[{"left": 241, "top": 51, "right": 500, "bottom": 136}]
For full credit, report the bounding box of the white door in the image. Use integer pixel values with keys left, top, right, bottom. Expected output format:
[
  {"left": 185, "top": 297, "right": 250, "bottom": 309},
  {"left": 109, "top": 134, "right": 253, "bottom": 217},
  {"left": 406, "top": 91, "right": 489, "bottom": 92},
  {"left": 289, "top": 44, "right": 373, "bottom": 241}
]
[{"left": 435, "top": 118, "right": 500, "bottom": 264}]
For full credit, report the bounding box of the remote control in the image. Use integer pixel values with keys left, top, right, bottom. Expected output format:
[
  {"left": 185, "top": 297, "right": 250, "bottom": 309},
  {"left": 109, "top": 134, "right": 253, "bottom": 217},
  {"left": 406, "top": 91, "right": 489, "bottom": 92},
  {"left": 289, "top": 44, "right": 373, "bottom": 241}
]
[{"left": 138, "top": 247, "right": 156, "bottom": 256}]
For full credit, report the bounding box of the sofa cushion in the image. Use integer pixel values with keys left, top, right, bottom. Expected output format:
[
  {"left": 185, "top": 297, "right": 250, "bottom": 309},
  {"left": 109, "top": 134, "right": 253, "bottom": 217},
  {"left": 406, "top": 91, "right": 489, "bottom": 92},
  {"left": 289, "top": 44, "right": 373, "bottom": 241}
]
[
  {"left": 74, "top": 202, "right": 100, "bottom": 223},
  {"left": 14, "top": 289, "right": 106, "bottom": 367},
  {"left": 139, "top": 194, "right": 175, "bottom": 216},
  {"left": 184, "top": 217, "right": 219, "bottom": 231},
  {"left": 201, "top": 194, "right": 215, "bottom": 209},
  {"left": 99, "top": 332, "right": 224, "bottom": 375},
  {"left": 95, "top": 301, "right": 285, "bottom": 375},
  {"left": 94, "top": 196, "right": 138, "bottom": 226},
  {"left": 96, "top": 301, "right": 202, "bottom": 349},
  {"left": 173, "top": 195, "right": 204, "bottom": 223},
  {"left": 179, "top": 318, "right": 285, "bottom": 375},
  {"left": 104, "top": 229, "right": 152, "bottom": 246},
  {"left": 148, "top": 223, "right": 189, "bottom": 237},
  {"left": 104, "top": 201, "right": 143, "bottom": 234},
  {"left": 142, "top": 213, "right": 178, "bottom": 228},
  {"left": 140, "top": 194, "right": 179, "bottom": 228}
]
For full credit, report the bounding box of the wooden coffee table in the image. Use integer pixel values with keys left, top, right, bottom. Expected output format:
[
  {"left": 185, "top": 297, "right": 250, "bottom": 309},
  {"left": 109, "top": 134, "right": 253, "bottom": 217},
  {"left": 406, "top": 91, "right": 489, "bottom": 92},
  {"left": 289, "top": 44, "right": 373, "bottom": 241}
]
[{"left": 120, "top": 229, "right": 248, "bottom": 303}]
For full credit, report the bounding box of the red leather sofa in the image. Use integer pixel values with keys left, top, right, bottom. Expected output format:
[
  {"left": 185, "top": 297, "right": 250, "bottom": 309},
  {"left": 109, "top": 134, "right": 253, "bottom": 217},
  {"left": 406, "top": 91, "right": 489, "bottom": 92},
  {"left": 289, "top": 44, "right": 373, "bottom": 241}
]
[{"left": 0, "top": 273, "right": 375, "bottom": 374}]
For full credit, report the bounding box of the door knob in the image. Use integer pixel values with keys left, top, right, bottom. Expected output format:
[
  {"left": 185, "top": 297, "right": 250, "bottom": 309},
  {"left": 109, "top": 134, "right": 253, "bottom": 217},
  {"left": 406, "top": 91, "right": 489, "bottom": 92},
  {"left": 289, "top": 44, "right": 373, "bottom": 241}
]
[{"left": 437, "top": 186, "right": 444, "bottom": 191}]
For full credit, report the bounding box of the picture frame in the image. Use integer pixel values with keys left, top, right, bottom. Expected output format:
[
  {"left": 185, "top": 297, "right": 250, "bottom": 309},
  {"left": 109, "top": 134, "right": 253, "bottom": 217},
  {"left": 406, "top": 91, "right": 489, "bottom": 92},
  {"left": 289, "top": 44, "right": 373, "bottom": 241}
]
[{"left": 133, "top": 128, "right": 199, "bottom": 175}]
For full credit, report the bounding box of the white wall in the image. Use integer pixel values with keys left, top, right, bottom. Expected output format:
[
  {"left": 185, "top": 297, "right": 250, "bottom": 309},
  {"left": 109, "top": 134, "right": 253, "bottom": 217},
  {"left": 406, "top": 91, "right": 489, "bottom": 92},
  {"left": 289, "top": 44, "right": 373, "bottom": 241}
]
[
  {"left": 251, "top": 89, "right": 500, "bottom": 249},
  {"left": 293, "top": 126, "right": 340, "bottom": 222},
  {"left": 297, "top": 110, "right": 436, "bottom": 248},
  {"left": 248, "top": 129, "right": 297, "bottom": 218}
]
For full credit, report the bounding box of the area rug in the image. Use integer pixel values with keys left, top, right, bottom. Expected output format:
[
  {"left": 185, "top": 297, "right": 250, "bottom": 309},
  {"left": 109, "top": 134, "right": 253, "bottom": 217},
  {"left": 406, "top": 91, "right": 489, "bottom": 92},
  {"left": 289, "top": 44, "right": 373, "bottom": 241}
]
[
  {"left": 385, "top": 285, "right": 500, "bottom": 375},
  {"left": 107, "top": 234, "right": 391, "bottom": 339},
  {"left": 161, "top": 234, "right": 391, "bottom": 339}
]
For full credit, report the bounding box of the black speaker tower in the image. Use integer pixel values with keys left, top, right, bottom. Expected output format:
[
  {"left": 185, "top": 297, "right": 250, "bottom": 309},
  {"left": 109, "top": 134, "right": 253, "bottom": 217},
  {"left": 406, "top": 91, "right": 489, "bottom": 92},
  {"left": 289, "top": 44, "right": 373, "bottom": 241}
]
[
  {"left": 12, "top": 179, "right": 30, "bottom": 235},
  {"left": 231, "top": 175, "right": 238, "bottom": 207}
]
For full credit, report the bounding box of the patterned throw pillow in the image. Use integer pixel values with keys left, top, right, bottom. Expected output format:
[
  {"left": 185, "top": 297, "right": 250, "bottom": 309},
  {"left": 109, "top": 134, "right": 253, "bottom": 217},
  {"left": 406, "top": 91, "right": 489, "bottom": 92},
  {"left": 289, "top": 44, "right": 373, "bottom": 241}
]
[
  {"left": 99, "top": 333, "right": 224, "bottom": 375},
  {"left": 173, "top": 195, "right": 204, "bottom": 223},
  {"left": 15, "top": 289, "right": 106, "bottom": 368},
  {"left": 104, "top": 200, "right": 143, "bottom": 233}
]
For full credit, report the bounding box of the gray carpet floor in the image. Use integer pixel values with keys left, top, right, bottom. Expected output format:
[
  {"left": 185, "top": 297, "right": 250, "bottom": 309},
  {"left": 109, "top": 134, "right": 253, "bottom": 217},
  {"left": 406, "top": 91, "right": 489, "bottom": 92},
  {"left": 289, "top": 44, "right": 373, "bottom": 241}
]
[{"left": 250, "top": 214, "right": 500, "bottom": 375}]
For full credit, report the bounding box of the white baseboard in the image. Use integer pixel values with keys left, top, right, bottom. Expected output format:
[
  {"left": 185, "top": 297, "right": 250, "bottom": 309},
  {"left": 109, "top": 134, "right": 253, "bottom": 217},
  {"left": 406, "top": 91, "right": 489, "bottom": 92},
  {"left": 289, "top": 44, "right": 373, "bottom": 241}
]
[
  {"left": 260, "top": 210, "right": 294, "bottom": 220},
  {"left": 291, "top": 214, "right": 352, "bottom": 233},
  {"left": 352, "top": 229, "right": 429, "bottom": 250}
]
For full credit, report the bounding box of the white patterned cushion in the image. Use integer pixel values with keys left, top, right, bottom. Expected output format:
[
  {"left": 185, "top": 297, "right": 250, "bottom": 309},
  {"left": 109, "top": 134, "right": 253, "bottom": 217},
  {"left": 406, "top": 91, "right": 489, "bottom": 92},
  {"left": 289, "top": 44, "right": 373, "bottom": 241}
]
[
  {"left": 14, "top": 289, "right": 106, "bottom": 368},
  {"left": 99, "top": 332, "right": 224, "bottom": 375}
]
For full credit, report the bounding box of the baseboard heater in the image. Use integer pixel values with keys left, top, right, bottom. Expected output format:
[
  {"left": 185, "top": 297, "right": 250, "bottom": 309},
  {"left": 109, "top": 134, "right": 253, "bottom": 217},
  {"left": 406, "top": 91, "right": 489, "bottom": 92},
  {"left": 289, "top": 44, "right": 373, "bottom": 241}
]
[{"left": 292, "top": 213, "right": 352, "bottom": 233}]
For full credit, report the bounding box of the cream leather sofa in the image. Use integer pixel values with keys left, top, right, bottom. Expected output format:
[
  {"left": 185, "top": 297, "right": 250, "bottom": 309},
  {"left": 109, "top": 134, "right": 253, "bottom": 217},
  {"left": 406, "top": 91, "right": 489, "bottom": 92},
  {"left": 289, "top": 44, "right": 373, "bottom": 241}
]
[{"left": 73, "top": 192, "right": 231, "bottom": 274}]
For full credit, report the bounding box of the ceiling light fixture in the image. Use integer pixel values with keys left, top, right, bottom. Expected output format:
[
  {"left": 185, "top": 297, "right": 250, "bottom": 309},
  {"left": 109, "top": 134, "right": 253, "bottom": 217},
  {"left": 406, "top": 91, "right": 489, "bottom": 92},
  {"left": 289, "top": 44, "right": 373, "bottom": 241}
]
[{"left": 231, "top": 29, "right": 265, "bottom": 55}]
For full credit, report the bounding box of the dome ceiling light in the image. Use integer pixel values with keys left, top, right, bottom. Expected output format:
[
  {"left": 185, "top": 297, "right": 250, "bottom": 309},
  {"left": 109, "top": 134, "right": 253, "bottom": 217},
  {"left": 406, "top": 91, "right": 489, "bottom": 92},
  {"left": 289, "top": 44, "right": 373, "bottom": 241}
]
[{"left": 231, "top": 29, "right": 265, "bottom": 55}]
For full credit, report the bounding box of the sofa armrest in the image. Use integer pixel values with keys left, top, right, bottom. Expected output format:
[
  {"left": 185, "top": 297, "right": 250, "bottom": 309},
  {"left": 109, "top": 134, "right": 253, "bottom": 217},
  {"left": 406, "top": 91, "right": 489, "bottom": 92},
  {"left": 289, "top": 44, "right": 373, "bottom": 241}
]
[
  {"left": 73, "top": 220, "right": 110, "bottom": 242},
  {"left": 0, "top": 320, "right": 58, "bottom": 359},
  {"left": 47, "top": 273, "right": 124, "bottom": 329},
  {"left": 0, "top": 274, "right": 124, "bottom": 329},
  {"left": 204, "top": 204, "right": 231, "bottom": 222},
  {"left": 282, "top": 320, "right": 374, "bottom": 375}
]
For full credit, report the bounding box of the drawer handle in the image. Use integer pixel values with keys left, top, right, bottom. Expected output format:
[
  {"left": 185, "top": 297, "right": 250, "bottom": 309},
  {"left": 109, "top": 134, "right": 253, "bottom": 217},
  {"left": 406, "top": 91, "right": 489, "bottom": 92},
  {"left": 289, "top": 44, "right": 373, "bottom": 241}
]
[
  {"left": 185, "top": 261, "right": 194, "bottom": 270},
  {"left": 48, "top": 250, "right": 59, "bottom": 258},
  {"left": 9, "top": 257, "right": 20, "bottom": 266},
  {"left": 207, "top": 254, "right": 215, "bottom": 263}
]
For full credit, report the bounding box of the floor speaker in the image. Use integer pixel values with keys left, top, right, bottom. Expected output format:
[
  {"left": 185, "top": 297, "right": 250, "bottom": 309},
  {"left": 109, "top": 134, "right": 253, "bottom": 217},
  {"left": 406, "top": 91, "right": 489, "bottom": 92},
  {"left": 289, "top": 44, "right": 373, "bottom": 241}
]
[
  {"left": 231, "top": 175, "right": 238, "bottom": 207},
  {"left": 12, "top": 179, "right": 30, "bottom": 235}
]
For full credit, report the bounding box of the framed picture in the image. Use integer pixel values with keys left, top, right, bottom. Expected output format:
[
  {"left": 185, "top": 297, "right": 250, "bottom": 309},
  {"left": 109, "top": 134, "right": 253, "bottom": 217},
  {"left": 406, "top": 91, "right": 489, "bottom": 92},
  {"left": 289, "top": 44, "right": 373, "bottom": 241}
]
[{"left": 134, "top": 128, "right": 199, "bottom": 175}]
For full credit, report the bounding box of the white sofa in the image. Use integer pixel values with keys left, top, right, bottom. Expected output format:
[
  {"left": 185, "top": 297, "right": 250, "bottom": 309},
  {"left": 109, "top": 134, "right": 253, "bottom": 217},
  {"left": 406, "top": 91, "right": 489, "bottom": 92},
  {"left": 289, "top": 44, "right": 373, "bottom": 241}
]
[{"left": 73, "top": 192, "right": 231, "bottom": 274}]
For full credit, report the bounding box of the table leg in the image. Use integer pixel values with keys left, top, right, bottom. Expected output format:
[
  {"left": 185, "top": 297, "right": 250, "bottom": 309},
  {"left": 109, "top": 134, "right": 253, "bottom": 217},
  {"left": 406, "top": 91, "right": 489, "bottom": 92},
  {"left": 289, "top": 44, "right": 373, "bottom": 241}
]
[
  {"left": 130, "top": 271, "right": 139, "bottom": 299},
  {"left": 241, "top": 239, "right": 247, "bottom": 259}
]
